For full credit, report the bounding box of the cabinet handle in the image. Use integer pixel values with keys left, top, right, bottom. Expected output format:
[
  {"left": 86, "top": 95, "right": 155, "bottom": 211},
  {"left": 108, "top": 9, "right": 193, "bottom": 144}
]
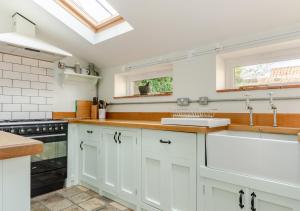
[
  {"left": 251, "top": 192, "right": 256, "bottom": 211},
  {"left": 87, "top": 130, "right": 93, "bottom": 134},
  {"left": 113, "top": 132, "right": 118, "bottom": 143},
  {"left": 80, "top": 141, "right": 83, "bottom": 150},
  {"left": 118, "top": 132, "right": 121, "bottom": 144},
  {"left": 239, "top": 190, "right": 244, "bottom": 209},
  {"left": 160, "top": 139, "right": 171, "bottom": 144}
]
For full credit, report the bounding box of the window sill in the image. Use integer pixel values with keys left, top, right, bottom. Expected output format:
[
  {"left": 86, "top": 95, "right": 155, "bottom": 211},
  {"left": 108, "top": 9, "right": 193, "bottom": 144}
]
[
  {"left": 217, "top": 84, "right": 300, "bottom": 93},
  {"left": 114, "top": 92, "right": 172, "bottom": 99}
]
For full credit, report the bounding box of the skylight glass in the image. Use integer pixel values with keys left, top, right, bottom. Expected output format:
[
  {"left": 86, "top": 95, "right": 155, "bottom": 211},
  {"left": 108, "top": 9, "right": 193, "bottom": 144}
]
[{"left": 70, "top": 0, "right": 119, "bottom": 23}]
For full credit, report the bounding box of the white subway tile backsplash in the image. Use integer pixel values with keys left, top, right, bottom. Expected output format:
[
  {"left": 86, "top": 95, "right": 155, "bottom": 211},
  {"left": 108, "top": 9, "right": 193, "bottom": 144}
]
[
  {"left": 12, "top": 112, "right": 29, "bottom": 120},
  {"left": 31, "top": 82, "right": 46, "bottom": 90},
  {"left": 22, "top": 104, "right": 38, "bottom": 111},
  {"left": 39, "top": 60, "right": 53, "bottom": 69},
  {"left": 13, "top": 80, "right": 30, "bottom": 88},
  {"left": 31, "top": 96, "right": 46, "bottom": 104},
  {"left": 39, "top": 75, "right": 53, "bottom": 83},
  {"left": 46, "top": 97, "right": 55, "bottom": 105},
  {"left": 3, "top": 54, "right": 21, "bottom": 64},
  {"left": 22, "top": 73, "right": 38, "bottom": 81},
  {"left": 47, "top": 83, "right": 55, "bottom": 91},
  {"left": 30, "top": 112, "right": 46, "bottom": 119},
  {"left": 13, "top": 96, "right": 30, "bottom": 104},
  {"left": 0, "top": 56, "right": 54, "bottom": 120},
  {"left": 22, "top": 57, "right": 38, "bottom": 67},
  {"left": 39, "top": 104, "right": 53, "bottom": 112},
  {"left": 46, "top": 112, "right": 52, "bottom": 119},
  {"left": 46, "top": 69, "right": 55, "bottom": 76},
  {"left": 3, "top": 70, "right": 22, "bottom": 80},
  {"left": 0, "top": 78, "right": 12, "bottom": 87},
  {"left": 22, "top": 88, "right": 38, "bottom": 96},
  {"left": 13, "top": 64, "right": 30, "bottom": 73},
  {"left": 0, "top": 62, "right": 13, "bottom": 71},
  {"left": 31, "top": 67, "right": 46, "bottom": 75},
  {"left": 0, "top": 95, "right": 12, "bottom": 103},
  {"left": 3, "top": 87, "right": 21, "bottom": 96},
  {"left": 3, "top": 104, "right": 21, "bottom": 112},
  {"left": 0, "top": 112, "right": 11, "bottom": 120},
  {"left": 39, "top": 90, "right": 53, "bottom": 97}
]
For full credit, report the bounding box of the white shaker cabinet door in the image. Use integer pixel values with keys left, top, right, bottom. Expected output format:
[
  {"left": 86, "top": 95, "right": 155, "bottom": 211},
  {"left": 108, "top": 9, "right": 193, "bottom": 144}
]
[
  {"left": 204, "top": 178, "right": 246, "bottom": 211},
  {"left": 79, "top": 138, "right": 99, "bottom": 187},
  {"left": 101, "top": 128, "right": 119, "bottom": 195},
  {"left": 249, "top": 189, "right": 300, "bottom": 211},
  {"left": 118, "top": 130, "right": 139, "bottom": 203}
]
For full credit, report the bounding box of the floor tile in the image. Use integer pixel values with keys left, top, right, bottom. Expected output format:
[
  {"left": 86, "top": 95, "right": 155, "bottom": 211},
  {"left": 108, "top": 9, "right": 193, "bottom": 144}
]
[
  {"left": 31, "top": 186, "right": 131, "bottom": 211},
  {"left": 68, "top": 192, "right": 93, "bottom": 204},
  {"left": 78, "top": 198, "right": 106, "bottom": 211}
]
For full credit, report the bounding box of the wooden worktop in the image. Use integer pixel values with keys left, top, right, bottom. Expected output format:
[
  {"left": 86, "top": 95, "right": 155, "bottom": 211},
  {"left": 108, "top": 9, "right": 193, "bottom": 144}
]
[
  {"left": 69, "top": 119, "right": 226, "bottom": 133},
  {"left": 0, "top": 132, "right": 43, "bottom": 160}
]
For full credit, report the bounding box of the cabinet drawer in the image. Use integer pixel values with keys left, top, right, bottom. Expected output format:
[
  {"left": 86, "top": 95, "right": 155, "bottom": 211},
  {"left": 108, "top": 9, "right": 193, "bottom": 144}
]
[
  {"left": 142, "top": 129, "right": 196, "bottom": 159},
  {"left": 79, "top": 125, "right": 101, "bottom": 141}
]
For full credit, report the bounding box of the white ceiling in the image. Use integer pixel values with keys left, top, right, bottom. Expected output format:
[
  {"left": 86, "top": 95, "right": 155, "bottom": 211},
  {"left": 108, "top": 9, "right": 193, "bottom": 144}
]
[{"left": 1, "top": 0, "right": 300, "bottom": 68}]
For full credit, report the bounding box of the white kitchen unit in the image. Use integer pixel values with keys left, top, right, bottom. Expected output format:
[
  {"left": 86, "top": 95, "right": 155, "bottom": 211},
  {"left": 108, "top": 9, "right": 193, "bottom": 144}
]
[
  {"left": 141, "top": 129, "right": 197, "bottom": 211},
  {"left": 100, "top": 127, "right": 141, "bottom": 204},
  {"left": 0, "top": 156, "right": 31, "bottom": 211},
  {"left": 78, "top": 125, "right": 101, "bottom": 188}
]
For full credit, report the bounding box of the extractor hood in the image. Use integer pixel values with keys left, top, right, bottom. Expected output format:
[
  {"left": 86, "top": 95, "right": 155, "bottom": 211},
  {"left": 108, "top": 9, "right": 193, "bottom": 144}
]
[{"left": 0, "top": 13, "right": 72, "bottom": 62}]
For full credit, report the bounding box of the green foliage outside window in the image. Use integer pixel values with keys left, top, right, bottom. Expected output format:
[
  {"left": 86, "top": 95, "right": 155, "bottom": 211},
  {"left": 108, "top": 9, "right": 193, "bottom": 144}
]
[{"left": 135, "top": 76, "right": 173, "bottom": 93}]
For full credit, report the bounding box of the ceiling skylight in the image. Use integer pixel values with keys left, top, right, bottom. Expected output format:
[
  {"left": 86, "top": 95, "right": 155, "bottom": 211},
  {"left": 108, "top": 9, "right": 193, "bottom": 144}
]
[
  {"left": 57, "top": 0, "right": 124, "bottom": 32},
  {"left": 70, "top": 0, "right": 118, "bottom": 23},
  {"left": 33, "top": 0, "right": 133, "bottom": 44}
]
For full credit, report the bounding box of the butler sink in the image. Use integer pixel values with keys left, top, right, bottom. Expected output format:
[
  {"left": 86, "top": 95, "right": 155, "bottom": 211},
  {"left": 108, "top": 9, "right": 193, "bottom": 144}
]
[
  {"left": 161, "top": 118, "right": 230, "bottom": 128},
  {"left": 207, "top": 130, "right": 300, "bottom": 185}
]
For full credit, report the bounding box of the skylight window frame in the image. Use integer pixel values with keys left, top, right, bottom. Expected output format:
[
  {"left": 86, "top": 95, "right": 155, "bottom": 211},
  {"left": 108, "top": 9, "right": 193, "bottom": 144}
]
[{"left": 57, "top": 0, "right": 124, "bottom": 32}]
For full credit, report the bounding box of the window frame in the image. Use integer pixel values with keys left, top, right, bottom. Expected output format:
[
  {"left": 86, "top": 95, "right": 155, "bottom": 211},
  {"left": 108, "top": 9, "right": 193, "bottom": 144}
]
[
  {"left": 224, "top": 47, "right": 300, "bottom": 89},
  {"left": 57, "top": 0, "right": 124, "bottom": 32}
]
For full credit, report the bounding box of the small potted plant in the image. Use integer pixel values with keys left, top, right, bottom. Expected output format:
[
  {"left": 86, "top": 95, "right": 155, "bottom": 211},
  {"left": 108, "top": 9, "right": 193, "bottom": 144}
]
[{"left": 138, "top": 82, "right": 150, "bottom": 95}]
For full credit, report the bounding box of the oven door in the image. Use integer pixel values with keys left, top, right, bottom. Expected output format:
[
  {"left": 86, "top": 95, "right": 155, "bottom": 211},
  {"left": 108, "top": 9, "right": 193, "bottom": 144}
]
[{"left": 30, "top": 134, "right": 67, "bottom": 175}]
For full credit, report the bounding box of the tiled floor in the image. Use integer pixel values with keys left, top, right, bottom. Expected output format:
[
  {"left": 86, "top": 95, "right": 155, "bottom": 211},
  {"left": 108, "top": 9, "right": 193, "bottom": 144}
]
[{"left": 31, "top": 186, "right": 133, "bottom": 211}]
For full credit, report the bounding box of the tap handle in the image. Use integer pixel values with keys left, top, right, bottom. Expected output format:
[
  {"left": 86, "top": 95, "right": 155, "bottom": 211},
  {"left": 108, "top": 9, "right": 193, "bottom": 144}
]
[
  {"left": 245, "top": 94, "right": 251, "bottom": 108},
  {"left": 268, "top": 92, "right": 273, "bottom": 104}
]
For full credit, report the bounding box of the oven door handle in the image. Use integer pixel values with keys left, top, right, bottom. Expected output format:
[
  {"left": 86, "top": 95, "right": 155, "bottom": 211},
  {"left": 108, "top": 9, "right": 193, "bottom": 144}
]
[{"left": 28, "top": 133, "right": 66, "bottom": 139}]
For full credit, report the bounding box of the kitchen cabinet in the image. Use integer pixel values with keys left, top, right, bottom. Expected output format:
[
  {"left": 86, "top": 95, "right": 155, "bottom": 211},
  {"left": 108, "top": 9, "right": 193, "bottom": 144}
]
[
  {"left": 141, "top": 129, "right": 197, "bottom": 211},
  {"left": 203, "top": 177, "right": 300, "bottom": 211},
  {"left": 78, "top": 125, "right": 101, "bottom": 188},
  {"left": 203, "top": 179, "right": 247, "bottom": 211},
  {"left": 248, "top": 188, "right": 300, "bottom": 211},
  {"left": 101, "top": 127, "right": 141, "bottom": 204}
]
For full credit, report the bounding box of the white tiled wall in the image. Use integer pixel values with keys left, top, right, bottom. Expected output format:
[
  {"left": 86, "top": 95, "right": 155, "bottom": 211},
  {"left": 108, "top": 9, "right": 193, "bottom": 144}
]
[{"left": 0, "top": 53, "right": 54, "bottom": 120}]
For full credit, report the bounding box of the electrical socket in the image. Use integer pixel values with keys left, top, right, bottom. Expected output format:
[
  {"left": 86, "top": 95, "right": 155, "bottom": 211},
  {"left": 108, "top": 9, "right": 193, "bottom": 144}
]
[
  {"left": 199, "top": 97, "right": 209, "bottom": 105},
  {"left": 177, "top": 98, "right": 190, "bottom": 106}
]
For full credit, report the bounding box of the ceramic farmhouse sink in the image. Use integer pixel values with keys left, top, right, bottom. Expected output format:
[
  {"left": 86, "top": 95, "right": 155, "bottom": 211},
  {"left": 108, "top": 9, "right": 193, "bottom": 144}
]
[
  {"left": 161, "top": 118, "right": 231, "bottom": 128},
  {"left": 207, "top": 130, "right": 300, "bottom": 185}
]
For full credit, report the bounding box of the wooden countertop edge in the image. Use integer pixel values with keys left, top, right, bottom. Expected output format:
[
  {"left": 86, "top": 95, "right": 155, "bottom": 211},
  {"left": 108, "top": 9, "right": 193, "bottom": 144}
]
[
  {"left": 0, "top": 132, "right": 43, "bottom": 160},
  {"left": 228, "top": 124, "right": 300, "bottom": 135},
  {"left": 68, "top": 119, "right": 300, "bottom": 135},
  {"left": 68, "top": 119, "right": 227, "bottom": 133}
]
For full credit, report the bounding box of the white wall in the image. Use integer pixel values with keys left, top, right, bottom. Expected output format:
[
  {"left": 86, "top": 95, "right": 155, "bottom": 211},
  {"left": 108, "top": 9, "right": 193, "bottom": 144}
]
[{"left": 99, "top": 49, "right": 300, "bottom": 114}]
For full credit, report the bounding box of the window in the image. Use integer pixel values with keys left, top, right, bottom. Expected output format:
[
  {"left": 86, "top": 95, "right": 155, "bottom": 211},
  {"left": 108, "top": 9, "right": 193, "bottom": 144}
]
[
  {"left": 234, "top": 59, "right": 300, "bottom": 88},
  {"left": 57, "top": 0, "right": 124, "bottom": 32},
  {"left": 132, "top": 76, "right": 173, "bottom": 95},
  {"left": 114, "top": 64, "right": 173, "bottom": 98}
]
